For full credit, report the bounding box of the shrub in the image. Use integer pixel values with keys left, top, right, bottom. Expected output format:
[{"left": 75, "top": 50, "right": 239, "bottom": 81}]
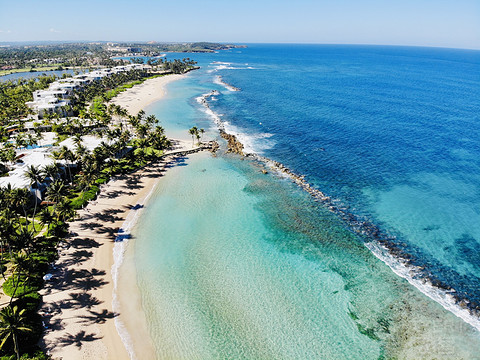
[
  {"left": 70, "top": 197, "right": 87, "bottom": 209},
  {"left": 13, "top": 292, "right": 42, "bottom": 312},
  {"left": 3, "top": 274, "right": 42, "bottom": 298},
  {"left": 47, "top": 221, "right": 68, "bottom": 237},
  {"left": 95, "top": 177, "right": 108, "bottom": 185}
]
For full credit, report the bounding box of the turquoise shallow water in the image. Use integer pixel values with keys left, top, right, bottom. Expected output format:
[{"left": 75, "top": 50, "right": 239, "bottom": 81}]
[
  {"left": 123, "top": 45, "right": 480, "bottom": 358},
  {"left": 131, "top": 153, "right": 480, "bottom": 359}
]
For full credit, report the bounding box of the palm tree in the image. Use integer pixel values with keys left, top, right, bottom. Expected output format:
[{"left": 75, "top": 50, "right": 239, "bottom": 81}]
[
  {"left": 15, "top": 225, "right": 36, "bottom": 252},
  {"left": 119, "top": 106, "right": 129, "bottom": 122},
  {"left": 146, "top": 114, "right": 159, "bottom": 128},
  {"left": 199, "top": 128, "right": 205, "bottom": 143},
  {"left": 23, "top": 165, "right": 44, "bottom": 228},
  {"left": 38, "top": 208, "right": 54, "bottom": 233},
  {"left": 10, "top": 188, "right": 30, "bottom": 224},
  {"left": 43, "top": 163, "right": 61, "bottom": 182},
  {"left": 0, "top": 305, "right": 33, "bottom": 360},
  {"left": 25, "top": 133, "right": 37, "bottom": 148},
  {"left": 54, "top": 199, "right": 75, "bottom": 222},
  {"left": 73, "top": 133, "right": 83, "bottom": 147},
  {"left": 74, "top": 143, "right": 88, "bottom": 162},
  {"left": 15, "top": 134, "right": 27, "bottom": 150},
  {"left": 119, "top": 130, "right": 131, "bottom": 147},
  {"left": 105, "top": 128, "right": 121, "bottom": 144},
  {"left": 78, "top": 109, "right": 89, "bottom": 122},
  {"left": 137, "top": 138, "right": 148, "bottom": 150},
  {"left": 0, "top": 209, "right": 18, "bottom": 258},
  {"left": 78, "top": 163, "right": 97, "bottom": 200},
  {"left": 58, "top": 146, "right": 74, "bottom": 183},
  {"left": 46, "top": 179, "right": 67, "bottom": 214},
  {"left": 189, "top": 127, "right": 198, "bottom": 147},
  {"left": 128, "top": 115, "right": 139, "bottom": 129},
  {"left": 135, "top": 124, "right": 149, "bottom": 139},
  {"left": 148, "top": 127, "right": 170, "bottom": 150},
  {"left": 136, "top": 110, "right": 146, "bottom": 123},
  {"left": 4, "top": 148, "right": 16, "bottom": 166},
  {"left": 9, "top": 250, "right": 34, "bottom": 298},
  {"left": 33, "top": 127, "right": 44, "bottom": 141},
  {"left": 136, "top": 148, "right": 147, "bottom": 165}
]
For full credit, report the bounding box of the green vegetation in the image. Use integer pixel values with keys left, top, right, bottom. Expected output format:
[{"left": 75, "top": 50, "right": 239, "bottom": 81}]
[
  {"left": 0, "top": 75, "right": 57, "bottom": 124},
  {"left": 107, "top": 41, "right": 244, "bottom": 55},
  {"left": 0, "top": 106, "right": 173, "bottom": 357},
  {"left": 0, "top": 39, "right": 204, "bottom": 357},
  {"left": 0, "top": 43, "right": 112, "bottom": 71},
  {"left": 104, "top": 79, "right": 144, "bottom": 100},
  {"left": 0, "top": 42, "right": 244, "bottom": 74},
  {"left": 71, "top": 67, "right": 196, "bottom": 118},
  {"left": 0, "top": 58, "right": 184, "bottom": 357},
  {"left": 0, "top": 64, "right": 195, "bottom": 147},
  {"left": 188, "top": 126, "right": 205, "bottom": 146}
]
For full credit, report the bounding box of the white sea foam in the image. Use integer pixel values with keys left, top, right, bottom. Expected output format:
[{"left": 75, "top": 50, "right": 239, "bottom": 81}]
[
  {"left": 197, "top": 91, "right": 275, "bottom": 154},
  {"left": 214, "top": 75, "right": 240, "bottom": 92},
  {"left": 365, "top": 241, "right": 480, "bottom": 332},
  {"left": 209, "top": 61, "right": 257, "bottom": 72},
  {"left": 216, "top": 65, "right": 232, "bottom": 70},
  {"left": 223, "top": 122, "right": 275, "bottom": 154},
  {"left": 111, "top": 179, "right": 160, "bottom": 359}
]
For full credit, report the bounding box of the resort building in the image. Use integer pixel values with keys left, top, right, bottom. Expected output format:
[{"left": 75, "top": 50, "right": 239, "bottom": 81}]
[
  {"left": 26, "top": 95, "right": 71, "bottom": 119},
  {"left": 2, "top": 62, "right": 149, "bottom": 196},
  {"left": 26, "top": 64, "right": 147, "bottom": 119},
  {"left": 0, "top": 133, "right": 110, "bottom": 200},
  {"left": 0, "top": 146, "right": 59, "bottom": 200}
]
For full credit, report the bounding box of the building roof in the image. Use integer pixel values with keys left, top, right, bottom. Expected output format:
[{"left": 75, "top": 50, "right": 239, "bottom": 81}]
[{"left": 0, "top": 148, "right": 58, "bottom": 189}]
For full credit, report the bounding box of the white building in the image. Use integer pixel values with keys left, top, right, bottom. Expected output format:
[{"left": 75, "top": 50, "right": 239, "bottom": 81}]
[
  {"left": 26, "top": 95, "right": 71, "bottom": 119},
  {"left": 26, "top": 64, "right": 148, "bottom": 119}
]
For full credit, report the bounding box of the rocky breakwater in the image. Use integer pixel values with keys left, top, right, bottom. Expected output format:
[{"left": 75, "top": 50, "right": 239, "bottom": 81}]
[
  {"left": 206, "top": 140, "right": 220, "bottom": 155},
  {"left": 198, "top": 89, "right": 480, "bottom": 325},
  {"left": 219, "top": 129, "right": 244, "bottom": 156},
  {"left": 250, "top": 153, "right": 480, "bottom": 323}
]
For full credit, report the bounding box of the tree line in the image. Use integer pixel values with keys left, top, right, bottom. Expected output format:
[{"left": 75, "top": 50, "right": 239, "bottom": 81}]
[{"left": 0, "top": 65, "right": 185, "bottom": 357}]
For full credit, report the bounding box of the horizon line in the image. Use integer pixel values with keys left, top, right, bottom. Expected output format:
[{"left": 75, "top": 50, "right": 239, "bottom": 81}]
[{"left": 0, "top": 40, "right": 479, "bottom": 52}]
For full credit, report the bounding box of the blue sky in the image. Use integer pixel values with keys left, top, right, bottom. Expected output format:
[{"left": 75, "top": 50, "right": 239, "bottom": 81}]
[{"left": 0, "top": 0, "right": 479, "bottom": 49}]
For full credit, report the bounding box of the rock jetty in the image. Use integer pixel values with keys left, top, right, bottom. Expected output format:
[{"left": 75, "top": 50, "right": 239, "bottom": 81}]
[{"left": 219, "top": 130, "right": 244, "bottom": 156}]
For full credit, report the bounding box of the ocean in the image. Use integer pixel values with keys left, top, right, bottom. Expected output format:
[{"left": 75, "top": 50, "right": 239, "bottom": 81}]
[{"left": 121, "top": 44, "right": 480, "bottom": 358}]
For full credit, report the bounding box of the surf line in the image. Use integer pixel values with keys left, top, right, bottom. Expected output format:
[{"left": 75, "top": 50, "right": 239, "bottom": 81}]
[
  {"left": 214, "top": 75, "right": 241, "bottom": 92},
  {"left": 111, "top": 147, "right": 221, "bottom": 359},
  {"left": 198, "top": 89, "right": 480, "bottom": 332}
]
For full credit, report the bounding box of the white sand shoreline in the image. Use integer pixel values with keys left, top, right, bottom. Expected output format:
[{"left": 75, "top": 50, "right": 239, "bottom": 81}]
[
  {"left": 112, "top": 74, "right": 185, "bottom": 116},
  {"left": 111, "top": 174, "right": 160, "bottom": 359},
  {"left": 39, "top": 73, "right": 192, "bottom": 359}
]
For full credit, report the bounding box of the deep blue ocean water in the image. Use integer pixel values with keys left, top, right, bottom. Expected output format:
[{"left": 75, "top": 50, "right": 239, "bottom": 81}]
[
  {"left": 124, "top": 45, "right": 480, "bottom": 358},
  {"left": 192, "top": 44, "right": 480, "bottom": 307}
]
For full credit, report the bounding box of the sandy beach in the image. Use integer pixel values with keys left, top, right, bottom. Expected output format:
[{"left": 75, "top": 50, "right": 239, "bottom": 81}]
[
  {"left": 39, "top": 74, "right": 190, "bottom": 359},
  {"left": 112, "top": 74, "right": 185, "bottom": 116}
]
